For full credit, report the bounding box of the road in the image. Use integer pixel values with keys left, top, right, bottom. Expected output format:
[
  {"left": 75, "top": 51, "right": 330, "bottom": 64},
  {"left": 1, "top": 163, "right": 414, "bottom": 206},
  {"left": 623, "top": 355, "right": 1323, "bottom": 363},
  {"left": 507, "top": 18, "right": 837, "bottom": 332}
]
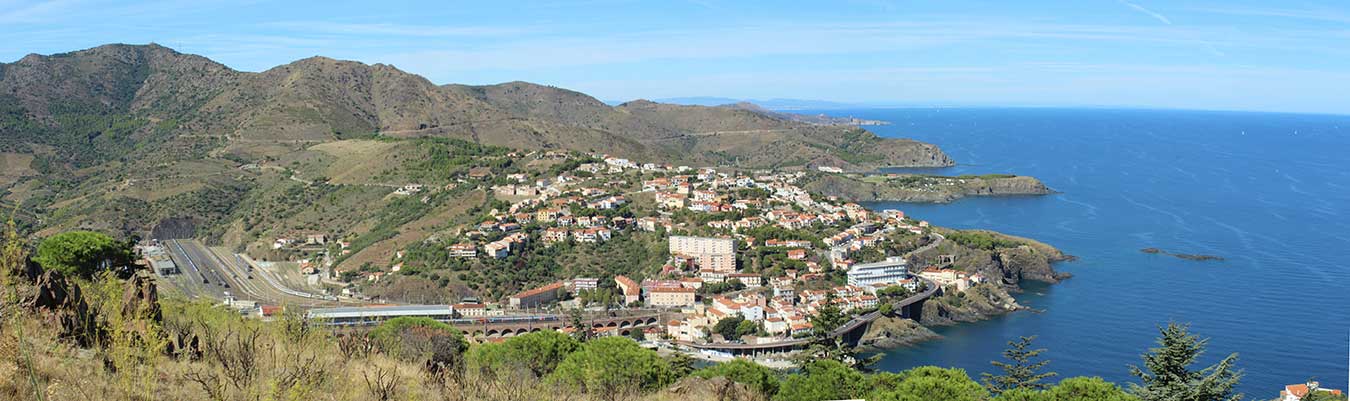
[{"left": 907, "top": 232, "right": 945, "bottom": 258}]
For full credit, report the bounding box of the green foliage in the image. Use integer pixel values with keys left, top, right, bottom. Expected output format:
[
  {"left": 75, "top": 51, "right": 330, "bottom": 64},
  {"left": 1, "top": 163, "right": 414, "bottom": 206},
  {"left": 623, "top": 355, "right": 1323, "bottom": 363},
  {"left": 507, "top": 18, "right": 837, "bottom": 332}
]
[
  {"left": 947, "top": 231, "right": 1024, "bottom": 251},
  {"left": 712, "top": 315, "right": 758, "bottom": 341},
  {"left": 810, "top": 302, "right": 848, "bottom": 336},
  {"left": 33, "top": 231, "right": 134, "bottom": 278},
  {"left": 876, "top": 285, "right": 915, "bottom": 299},
  {"left": 1045, "top": 377, "right": 1137, "bottom": 401},
  {"left": 869, "top": 366, "right": 989, "bottom": 401},
  {"left": 999, "top": 377, "right": 1138, "bottom": 401},
  {"left": 694, "top": 359, "right": 781, "bottom": 397},
  {"left": 701, "top": 278, "right": 746, "bottom": 295},
  {"left": 399, "top": 137, "right": 512, "bottom": 184},
  {"left": 956, "top": 174, "right": 1017, "bottom": 180},
  {"left": 1128, "top": 323, "right": 1242, "bottom": 401},
  {"left": 1304, "top": 390, "right": 1350, "bottom": 401},
  {"left": 773, "top": 360, "right": 869, "bottom": 401},
  {"left": 368, "top": 317, "right": 467, "bottom": 364},
  {"left": 982, "top": 336, "right": 1057, "bottom": 394},
  {"left": 466, "top": 330, "right": 581, "bottom": 378},
  {"left": 549, "top": 336, "right": 676, "bottom": 394}
]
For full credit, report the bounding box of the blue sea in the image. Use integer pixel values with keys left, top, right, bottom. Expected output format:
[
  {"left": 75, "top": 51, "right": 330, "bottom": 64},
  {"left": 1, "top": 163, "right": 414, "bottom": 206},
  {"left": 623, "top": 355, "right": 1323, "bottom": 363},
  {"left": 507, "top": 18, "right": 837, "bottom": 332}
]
[{"left": 833, "top": 108, "right": 1350, "bottom": 397}]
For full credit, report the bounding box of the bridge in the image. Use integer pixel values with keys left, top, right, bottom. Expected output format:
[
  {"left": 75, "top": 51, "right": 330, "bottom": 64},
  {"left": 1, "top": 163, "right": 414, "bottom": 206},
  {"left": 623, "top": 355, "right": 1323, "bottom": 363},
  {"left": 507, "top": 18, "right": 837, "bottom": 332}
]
[
  {"left": 311, "top": 306, "right": 665, "bottom": 340},
  {"left": 675, "top": 276, "right": 939, "bottom": 355},
  {"left": 450, "top": 311, "right": 664, "bottom": 340}
]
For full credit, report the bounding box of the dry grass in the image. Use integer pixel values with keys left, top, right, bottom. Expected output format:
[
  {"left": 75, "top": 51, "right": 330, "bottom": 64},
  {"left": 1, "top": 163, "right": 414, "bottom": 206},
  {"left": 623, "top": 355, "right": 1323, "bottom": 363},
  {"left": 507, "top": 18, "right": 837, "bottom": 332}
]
[{"left": 0, "top": 153, "right": 35, "bottom": 187}]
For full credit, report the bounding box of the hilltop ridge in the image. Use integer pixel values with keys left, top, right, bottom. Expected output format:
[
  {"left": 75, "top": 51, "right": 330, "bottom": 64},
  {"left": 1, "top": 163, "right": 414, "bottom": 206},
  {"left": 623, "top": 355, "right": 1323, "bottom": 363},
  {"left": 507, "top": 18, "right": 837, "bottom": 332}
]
[{"left": 0, "top": 43, "right": 951, "bottom": 171}]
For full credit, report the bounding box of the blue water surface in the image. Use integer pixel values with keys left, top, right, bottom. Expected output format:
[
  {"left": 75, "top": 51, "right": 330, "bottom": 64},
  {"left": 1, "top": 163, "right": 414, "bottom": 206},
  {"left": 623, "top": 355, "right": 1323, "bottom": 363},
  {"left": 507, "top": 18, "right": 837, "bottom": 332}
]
[{"left": 831, "top": 107, "right": 1350, "bottom": 397}]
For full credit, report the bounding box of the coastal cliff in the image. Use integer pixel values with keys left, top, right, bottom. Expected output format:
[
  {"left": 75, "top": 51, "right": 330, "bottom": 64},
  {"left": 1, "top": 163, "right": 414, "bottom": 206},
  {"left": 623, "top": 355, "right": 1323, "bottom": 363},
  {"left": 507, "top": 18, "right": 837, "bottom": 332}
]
[
  {"left": 919, "top": 283, "right": 1025, "bottom": 326},
  {"left": 858, "top": 229, "right": 1071, "bottom": 350},
  {"left": 800, "top": 173, "right": 1052, "bottom": 203},
  {"left": 859, "top": 316, "right": 940, "bottom": 350},
  {"left": 910, "top": 229, "right": 1072, "bottom": 286}
]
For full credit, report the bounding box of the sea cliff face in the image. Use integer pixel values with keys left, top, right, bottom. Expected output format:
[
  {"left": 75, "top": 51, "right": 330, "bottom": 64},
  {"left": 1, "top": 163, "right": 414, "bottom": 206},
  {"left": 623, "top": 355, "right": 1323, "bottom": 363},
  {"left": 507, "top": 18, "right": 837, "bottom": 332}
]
[
  {"left": 918, "top": 283, "right": 1024, "bottom": 326},
  {"left": 800, "top": 173, "right": 1052, "bottom": 203},
  {"left": 909, "top": 229, "right": 1072, "bottom": 286},
  {"left": 857, "top": 229, "right": 1071, "bottom": 350},
  {"left": 859, "top": 316, "right": 940, "bottom": 350}
]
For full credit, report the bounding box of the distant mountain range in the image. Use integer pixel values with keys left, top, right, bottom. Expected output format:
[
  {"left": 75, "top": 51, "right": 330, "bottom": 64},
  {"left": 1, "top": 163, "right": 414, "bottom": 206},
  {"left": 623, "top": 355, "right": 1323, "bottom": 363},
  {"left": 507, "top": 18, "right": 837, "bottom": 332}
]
[
  {"left": 0, "top": 43, "right": 953, "bottom": 236},
  {"left": 0, "top": 44, "right": 946, "bottom": 172},
  {"left": 646, "top": 97, "right": 866, "bottom": 110}
]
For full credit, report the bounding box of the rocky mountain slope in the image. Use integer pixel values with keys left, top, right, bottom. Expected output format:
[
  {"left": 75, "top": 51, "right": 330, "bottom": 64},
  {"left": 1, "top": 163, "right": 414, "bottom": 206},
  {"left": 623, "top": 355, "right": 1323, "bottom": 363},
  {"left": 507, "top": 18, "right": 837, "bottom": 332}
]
[{"left": 0, "top": 43, "right": 951, "bottom": 172}]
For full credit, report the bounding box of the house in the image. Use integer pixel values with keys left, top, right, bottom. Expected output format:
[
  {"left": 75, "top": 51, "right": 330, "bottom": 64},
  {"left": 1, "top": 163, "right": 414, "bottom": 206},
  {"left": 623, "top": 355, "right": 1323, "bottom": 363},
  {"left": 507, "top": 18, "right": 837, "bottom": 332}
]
[
  {"left": 305, "top": 234, "right": 328, "bottom": 245},
  {"left": 542, "top": 227, "right": 570, "bottom": 244},
  {"left": 919, "top": 266, "right": 978, "bottom": 292},
  {"left": 570, "top": 278, "right": 599, "bottom": 294},
  {"left": 393, "top": 184, "right": 424, "bottom": 195},
  {"left": 790, "top": 322, "right": 813, "bottom": 336},
  {"left": 655, "top": 192, "right": 687, "bottom": 209},
  {"left": 787, "top": 249, "right": 808, "bottom": 260},
  {"left": 573, "top": 227, "right": 611, "bottom": 243},
  {"left": 666, "top": 320, "right": 707, "bottom": 343},
  {"left": 764, "top": 317, "right": 789, "bottom": 335},
  {"left": 616, "top": 275, "right": 641, "bottom": 305},
  {"left": 1282, "top": 382, "right": 1343, "bottom": 401},
  {"left": 727, "top": 273, "right": 762, "bottom": 288},
  {"left": 448, "top": 243, "right": 477, "bottom": 258},
  {"left": 484, "top": 241, "right": 510, "bottom": 259},
  {"left": 453, "top": 303, "right": 487, "bottom": 317}
]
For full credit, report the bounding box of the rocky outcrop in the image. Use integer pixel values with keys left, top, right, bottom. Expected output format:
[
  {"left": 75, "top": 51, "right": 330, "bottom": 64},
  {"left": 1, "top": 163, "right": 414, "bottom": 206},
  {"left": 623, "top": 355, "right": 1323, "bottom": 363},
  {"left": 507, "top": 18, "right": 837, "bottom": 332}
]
[
  {"left": 919, "top": 283, "right": 1025, "bottom": 326},
  {"left": 859, "top": 316, "right": 940, "bottom": 350},
  {"left": 911, "top": 230, "right": 1072, "bottom": 288},
  {"left": 120, "top": 272, "right": 162, "bottom": 324},
  {"left": 24, "top": 268, "right": 103, "bottom": 347},
  {"left": 800, "top": 173, "right": 1052, "bottom": 203}
]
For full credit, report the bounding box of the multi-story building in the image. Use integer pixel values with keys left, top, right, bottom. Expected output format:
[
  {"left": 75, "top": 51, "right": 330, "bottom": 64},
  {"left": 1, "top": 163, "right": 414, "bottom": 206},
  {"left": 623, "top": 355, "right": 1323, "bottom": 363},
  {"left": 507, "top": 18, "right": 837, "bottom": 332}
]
[
  {"left": 646, "top": 287, "right": 696, "bottom": 308},
  {"left": 669, "top": 235, "right": 737, "bottom": 273},
  {"left": 448, "top": 243, "right": 477, "bottom": 258},
  {"left": 616, "top": 275, "right": 641, "bottom": 305},
  {"left": 509, "top": 282, "right": 564, "bottom": 309},
  {"left": 847, "top": 256, "right": 910, "bottom": 288},
  {"left": 570, "top": 278, "right": 599, "bottom": 294}
]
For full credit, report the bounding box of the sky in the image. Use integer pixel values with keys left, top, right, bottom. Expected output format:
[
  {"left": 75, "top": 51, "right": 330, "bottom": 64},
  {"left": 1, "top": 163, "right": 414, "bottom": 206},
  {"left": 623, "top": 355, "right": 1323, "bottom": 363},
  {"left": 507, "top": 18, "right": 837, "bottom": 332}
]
[{"left": 3, "top": 0, "right": 1349, "bottom": 114}]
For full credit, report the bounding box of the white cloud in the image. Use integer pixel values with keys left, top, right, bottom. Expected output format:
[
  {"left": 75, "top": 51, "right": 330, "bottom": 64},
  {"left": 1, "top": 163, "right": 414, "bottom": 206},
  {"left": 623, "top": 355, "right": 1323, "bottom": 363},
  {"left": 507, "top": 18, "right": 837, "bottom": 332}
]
[{"left": 1119, "top": 0, "right": 1172, "bottom": 25}]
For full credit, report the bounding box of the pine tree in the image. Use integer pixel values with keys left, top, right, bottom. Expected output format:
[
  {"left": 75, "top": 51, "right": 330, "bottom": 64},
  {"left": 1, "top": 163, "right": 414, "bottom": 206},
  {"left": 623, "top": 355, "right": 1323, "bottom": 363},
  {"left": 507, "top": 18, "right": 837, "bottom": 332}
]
[
  {"left": 981, "top": 335, "right": 1057, "bottom": 394},
  {"left": 1129, "top": 323, "right": 1243, "bottom": 401}
]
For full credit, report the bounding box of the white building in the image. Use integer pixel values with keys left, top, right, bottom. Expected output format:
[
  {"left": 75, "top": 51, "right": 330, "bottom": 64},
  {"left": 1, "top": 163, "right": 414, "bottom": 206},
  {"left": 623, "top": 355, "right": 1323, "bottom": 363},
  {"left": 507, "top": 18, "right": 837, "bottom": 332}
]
[{"left": 847, "top": 256, "right": 910, "bottom": 287}]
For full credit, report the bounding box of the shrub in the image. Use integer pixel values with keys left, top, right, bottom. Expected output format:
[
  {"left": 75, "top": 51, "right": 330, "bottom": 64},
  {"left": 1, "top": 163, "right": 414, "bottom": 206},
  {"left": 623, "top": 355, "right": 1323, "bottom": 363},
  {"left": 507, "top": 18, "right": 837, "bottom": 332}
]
[
  {"left": 694, "top": 359, "right": 781, "bottom": 396},
  {"left": 549, "top": 336, "right": 675, "bottom": 395},
  {"left": 868, "top": 366, "right": 988, "bottom": 401},
  {"left": 369, "top": 317, "right": 467, "bottom": 367},
  {"left": 466, "top": 330, "right": 580, "bottom": 378},
  {"left": 774, "top": 360, "right": 868, "bottom": 401},
  {"left": 33, "top": 231, "right": 133, "bottom": 278}
]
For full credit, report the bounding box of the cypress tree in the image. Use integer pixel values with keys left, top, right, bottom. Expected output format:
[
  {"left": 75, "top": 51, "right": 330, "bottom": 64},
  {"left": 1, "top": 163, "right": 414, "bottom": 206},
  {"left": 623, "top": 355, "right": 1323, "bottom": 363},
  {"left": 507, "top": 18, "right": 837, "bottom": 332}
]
[
  {"left": 1129, "top": 323, "right": 1242, "bottom": 401},
  {"left": 981, "top": 335, "right": 1057, "bottom": 394}
]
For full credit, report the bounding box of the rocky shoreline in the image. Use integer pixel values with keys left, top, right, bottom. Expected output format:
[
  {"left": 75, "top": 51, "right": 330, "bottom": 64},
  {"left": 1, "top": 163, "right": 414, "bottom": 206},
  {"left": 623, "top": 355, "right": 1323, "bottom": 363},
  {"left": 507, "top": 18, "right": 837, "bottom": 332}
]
[
  {"left": 800, "top": 173, "right": 1054, "bottom": 203},
  {"left": 1141, "top": 247, "right": 1225, "bottom": 262},
  {"left": 859, "top": 228, "right": 1072, "bottom": 352}
]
